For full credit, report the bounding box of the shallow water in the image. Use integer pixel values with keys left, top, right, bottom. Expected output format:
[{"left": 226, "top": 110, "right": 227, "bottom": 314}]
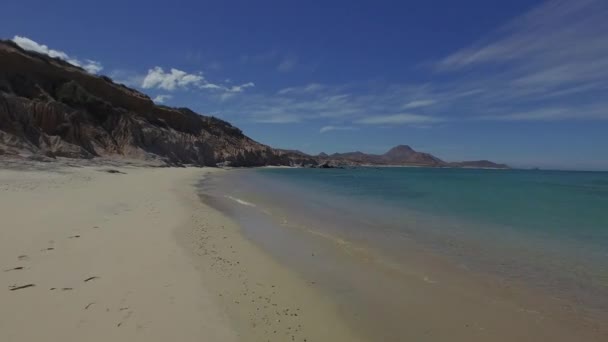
[{"left": 199, "top": 167, "right": 608, "bottom": 340}]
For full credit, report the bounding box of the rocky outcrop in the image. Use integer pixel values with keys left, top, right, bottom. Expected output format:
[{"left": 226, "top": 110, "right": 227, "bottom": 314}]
[{"left": 0, "top": 40, "right": 294, "bottom": 166}]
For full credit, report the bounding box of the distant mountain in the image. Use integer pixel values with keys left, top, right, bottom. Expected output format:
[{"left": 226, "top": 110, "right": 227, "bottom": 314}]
[
  {"left": 316, "top": 145, "right": 508, "bottom": 168},
  {"left": 324, "top": 145, "right": 440, "bottom": 166},
  {"left": 0, "top": 39, "right": 508, "bottom": 169}
]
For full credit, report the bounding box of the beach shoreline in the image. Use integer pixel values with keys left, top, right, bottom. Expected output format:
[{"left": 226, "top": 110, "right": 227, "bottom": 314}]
[
  {"left": 0, "top": 160, "right": 360, "bottom": 342},
  {"left": 2, "top": 160, "right": 607, "bottom": 342},
  {"left": 200, "top": 167, "right": 608, "bottom": 342}
]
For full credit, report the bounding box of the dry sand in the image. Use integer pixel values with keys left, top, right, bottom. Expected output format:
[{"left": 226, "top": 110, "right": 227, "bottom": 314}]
[{"left": 0, "top": 161, "right": 360, "bottom": 342}]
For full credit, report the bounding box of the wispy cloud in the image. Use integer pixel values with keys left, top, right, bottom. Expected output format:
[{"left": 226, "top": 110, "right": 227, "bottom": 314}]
[
  {"left": 356, "top": 113, "right": 443, "bottom": 125},
  {"left": 212, "top": 82, "right": 447, "bottom": 126},
  {"left": 481, "top": 104, "right": 608, "bottom": 121},
  {"left": 319, "top": 125, "right": 358, "bottom": 133},
  {"left": 436, "top": 0, "right": 606, "bottom": 72},
  {"left": 429, "top": 0, "right": 608, "bottom": 121},
  {"left": 12, "top": 35, "right": 103, "bottom": 74},
  {"left": 402, "top": 99, "right": 436, "bottom": 109},
  {"left": 141, "top": 66, "right": 254, "bottom": 95},
  {"left": 229, "top": 82, "right": 255, "bottom": 93},
  {"left": 278, "top": 83, "right": 325, "bottom": 95}
]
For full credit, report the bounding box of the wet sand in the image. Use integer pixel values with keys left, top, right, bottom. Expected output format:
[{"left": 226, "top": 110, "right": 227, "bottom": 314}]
[{"left": 201, "top": 168, "right": 608, "bottom": 342}]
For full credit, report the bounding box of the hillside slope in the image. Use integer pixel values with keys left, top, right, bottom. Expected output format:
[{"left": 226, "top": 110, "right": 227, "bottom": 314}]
[{"left": 0, "top": 40, "right": 296, "bottom": 166}]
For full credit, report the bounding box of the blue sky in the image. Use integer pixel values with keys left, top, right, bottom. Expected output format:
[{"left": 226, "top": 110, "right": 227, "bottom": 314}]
[{"left": 2, "top": 0, "right": 608, "bottom": 170}]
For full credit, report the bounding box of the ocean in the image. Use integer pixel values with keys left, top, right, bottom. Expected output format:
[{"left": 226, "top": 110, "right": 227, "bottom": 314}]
[{"left": 199, "top": 167, "right": 608, "bottom": 340}]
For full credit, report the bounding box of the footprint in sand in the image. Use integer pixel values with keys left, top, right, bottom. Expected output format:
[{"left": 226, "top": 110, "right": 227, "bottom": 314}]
[
  {"left": 9, "top": 284, "right": 35, "bottom": 291},
  {"left": 4, "top": 266, "right": 24, "bottom": 272},
  {"left": 84, "top": 276, "right": 100, "bottom": 283}
]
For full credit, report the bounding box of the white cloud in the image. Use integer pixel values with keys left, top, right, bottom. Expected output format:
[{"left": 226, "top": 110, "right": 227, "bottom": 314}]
[
  {"left": 229, "top": 82, "right": 255, "bottom": 93},
  {"left": 152, "top": 94, "right": 173, "bottom": 104},
  {"left": 356, "top": 113, "right": 443, "bottom": 125},
  {"left": 142, "top": 67, "right": 204, "bottom": 91},
  {"left": 277, "top": 57, "right": 297, "bottom": 72},
  {"left": 319, "top": 126, "right": 357, "bottom": 133},
  {"left": 402, "top": 99, "right": 436, "bottom": 109},
  {"left": 278, "top": 83, "right": 324, "bottom": 95},
  {"left": 141, "top": 67, "right": 255, "bottom": 96},
  {"left": 12, "top": 36, "right": 104, "bottom": 74}
]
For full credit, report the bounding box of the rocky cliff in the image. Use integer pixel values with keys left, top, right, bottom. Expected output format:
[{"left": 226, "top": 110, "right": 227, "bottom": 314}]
[{"left": 0, "top": 40, "right": 296, "bottom": 166}]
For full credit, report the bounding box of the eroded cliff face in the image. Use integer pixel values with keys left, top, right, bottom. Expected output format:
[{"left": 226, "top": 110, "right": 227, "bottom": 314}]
[{"left": 0, "top": 40, "right": 295, "bottom": 166}]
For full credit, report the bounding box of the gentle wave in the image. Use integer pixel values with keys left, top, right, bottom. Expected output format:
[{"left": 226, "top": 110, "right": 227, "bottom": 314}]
[{"left": 225, "top": 195, "right": 256, "bottom": 207}]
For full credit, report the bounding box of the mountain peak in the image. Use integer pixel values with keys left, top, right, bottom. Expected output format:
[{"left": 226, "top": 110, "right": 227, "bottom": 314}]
[{"left": 384, "top": 145, "right": 415, "bottom": 157}]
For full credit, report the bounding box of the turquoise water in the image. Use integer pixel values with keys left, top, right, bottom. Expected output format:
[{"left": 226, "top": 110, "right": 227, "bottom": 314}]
[
  {"left": 201, "top": 167, "right": 608, "bottom": 316},
  {"left": 256, "top": 167, "right": 608, "bottom": 249}
]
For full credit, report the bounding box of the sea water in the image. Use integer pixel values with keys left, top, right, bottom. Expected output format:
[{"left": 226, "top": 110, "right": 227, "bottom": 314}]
[{"left": 199, "top": 167, "right": 608, "bottom": 337}]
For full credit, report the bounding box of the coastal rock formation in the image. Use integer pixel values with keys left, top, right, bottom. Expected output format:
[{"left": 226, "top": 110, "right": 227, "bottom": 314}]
[
  {"left": 0, "top": 40, "right": 294, "bottom": 166},
  {"left": 0, "top": 39, "right": 507, "bottom": 169}
]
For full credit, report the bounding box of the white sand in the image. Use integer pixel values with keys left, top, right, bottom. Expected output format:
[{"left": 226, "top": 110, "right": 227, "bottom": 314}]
[
  {"left": 0, "top": 162, "right": 361, "bottom": 342},
  {"left": 0, "top": 165, "right": 237, "bottom": 342}
]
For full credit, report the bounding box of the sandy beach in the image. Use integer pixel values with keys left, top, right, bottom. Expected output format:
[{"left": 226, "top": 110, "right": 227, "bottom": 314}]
[
  {"left": 0, "top": 160, "right": 360, "bottom": 342},
  {"left": 2, "top": 159, "right": 607, "bottom": 342}
]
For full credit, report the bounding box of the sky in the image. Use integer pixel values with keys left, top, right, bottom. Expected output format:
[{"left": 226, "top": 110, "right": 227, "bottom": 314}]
[{"left": 2, "top": 0, "right": 608, "bottom": 170}]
